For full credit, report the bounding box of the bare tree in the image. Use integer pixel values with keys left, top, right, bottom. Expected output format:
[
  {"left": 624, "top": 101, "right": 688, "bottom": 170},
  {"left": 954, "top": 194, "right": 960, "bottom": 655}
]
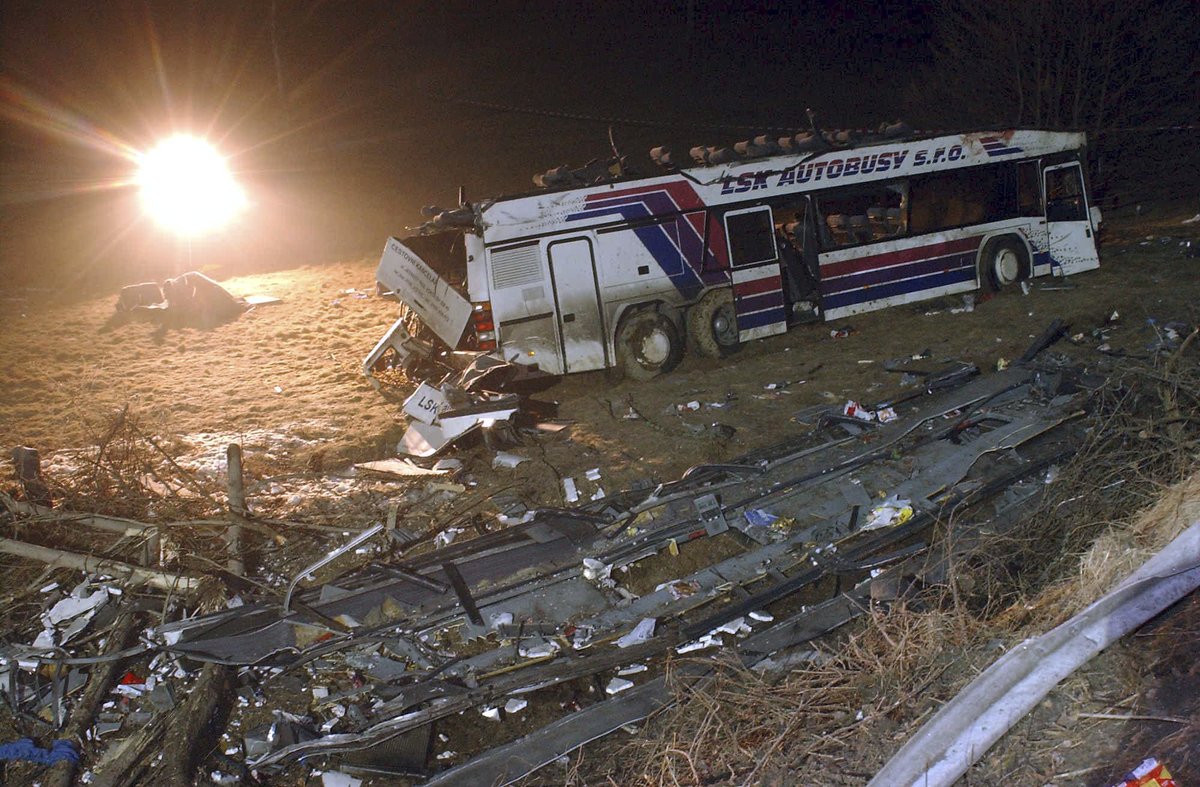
[{"left": 914, "top": 0, "right": 1199, "bottom": 201}]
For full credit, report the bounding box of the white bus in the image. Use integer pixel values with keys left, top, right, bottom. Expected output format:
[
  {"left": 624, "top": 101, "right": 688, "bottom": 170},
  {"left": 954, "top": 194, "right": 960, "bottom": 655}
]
[{"left": 366, "top": 129, "right": 1101, "bottom": 381}]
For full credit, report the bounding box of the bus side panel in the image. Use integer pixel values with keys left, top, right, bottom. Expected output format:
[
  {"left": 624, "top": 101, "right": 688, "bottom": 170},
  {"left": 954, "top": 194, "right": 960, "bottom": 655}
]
[
  {"left": 819, "top": 231, "right": 982, "bottom": 320},
  {"left": 1023, "top": 223, "right": 1054, "bottom": 277},
  {"left": 487, "top": 242, "right": 564, "bottom": 375},
  {"left": 593, "top": 226, "right": 694, "bottom": 327}
]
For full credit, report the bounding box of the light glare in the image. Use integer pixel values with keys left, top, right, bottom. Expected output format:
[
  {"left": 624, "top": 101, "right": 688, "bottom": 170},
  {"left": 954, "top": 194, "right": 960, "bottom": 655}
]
[{"left": 137, "top": 135, "right": 246, "bottom": 236}]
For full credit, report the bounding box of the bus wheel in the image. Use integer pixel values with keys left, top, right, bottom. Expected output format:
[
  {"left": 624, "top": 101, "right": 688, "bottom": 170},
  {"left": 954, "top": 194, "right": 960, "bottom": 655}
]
[
  {"left": 615, "top": 310, "right": 683, "bottom": 381},
  {"left": 980, "top": 236, "right": 1028, "bottom": 291},
  {"left": 687, "top": 288, "right": 741, "bottom": 358}
]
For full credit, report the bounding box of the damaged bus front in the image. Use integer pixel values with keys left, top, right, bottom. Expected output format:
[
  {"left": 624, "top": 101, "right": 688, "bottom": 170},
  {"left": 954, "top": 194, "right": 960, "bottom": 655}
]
[{"left": 364, "top": 229, "right": 492, "bottom": 378}]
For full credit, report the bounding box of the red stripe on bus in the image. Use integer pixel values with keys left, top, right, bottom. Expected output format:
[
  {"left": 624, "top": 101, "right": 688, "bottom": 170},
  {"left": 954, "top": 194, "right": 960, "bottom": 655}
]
[
  {"left": 733, "top": 274, "right": 782, "bottom": 297},
  {"left": 821, "top": 237, "right": 982, "bottom": 279}
]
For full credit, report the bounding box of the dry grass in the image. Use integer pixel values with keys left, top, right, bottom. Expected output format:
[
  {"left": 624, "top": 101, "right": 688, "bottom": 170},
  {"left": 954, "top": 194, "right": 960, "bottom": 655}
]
[
  {"left": 570, "top": 590, "right": 979, "bottom": 786},
  {"left": 574, "top": 330, "right": 1199, "bottom": 786}
]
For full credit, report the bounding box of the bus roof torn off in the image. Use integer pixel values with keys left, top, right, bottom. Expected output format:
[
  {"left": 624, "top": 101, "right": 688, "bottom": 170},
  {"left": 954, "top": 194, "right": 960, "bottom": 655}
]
[{"left": 364, "top": 128, "right": 1102, "bottom": 383}]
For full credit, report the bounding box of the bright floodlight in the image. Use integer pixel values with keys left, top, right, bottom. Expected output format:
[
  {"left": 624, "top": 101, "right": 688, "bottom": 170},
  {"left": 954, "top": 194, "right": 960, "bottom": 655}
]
[{"left": 137, "top": 135, "right": 246, "bottom": 236}]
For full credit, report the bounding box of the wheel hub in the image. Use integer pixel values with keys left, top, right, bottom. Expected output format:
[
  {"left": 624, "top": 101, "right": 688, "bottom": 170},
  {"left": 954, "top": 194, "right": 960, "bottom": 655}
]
[
  {"left": 712, "top": 306, "right": 738, "bottom": 345},
  {"left": 639, "top": 329, "right": 671, "bottom": 365},
  {"left": 995, "top": 249, "right": 1020, "bottom": 284}
]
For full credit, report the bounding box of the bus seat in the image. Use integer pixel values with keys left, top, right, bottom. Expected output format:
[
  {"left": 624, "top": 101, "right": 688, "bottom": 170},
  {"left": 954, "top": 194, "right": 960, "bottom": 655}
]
[
  {"left": 885, "top": 207, "right": 904, "bottom": 235},
  {"left": 867, "top": 207, "right": 888, "bottom": 239},
  {"left": 825, "top": 214, "right": 850, "bottom": 246},
  {"left": 848, "top": 215, "right": 872, "bottom": 244}
]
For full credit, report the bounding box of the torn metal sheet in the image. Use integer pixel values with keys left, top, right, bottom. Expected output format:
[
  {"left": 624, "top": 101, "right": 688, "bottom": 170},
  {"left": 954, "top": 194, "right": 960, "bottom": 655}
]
[
  {"left": 423, "top": 677, "right": 673, "bottom": 786},
  {"left": 154, "top": 356, "right": 1092, "bottom": 781}
]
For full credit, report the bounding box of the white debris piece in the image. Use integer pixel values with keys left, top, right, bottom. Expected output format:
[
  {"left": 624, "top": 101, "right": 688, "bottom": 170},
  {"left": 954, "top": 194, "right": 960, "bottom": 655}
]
[
  {"left": 491, "top": 452, "right": 528, "bottom": 469},
  {"left": 749, "top": 610, "right": 774, "bottom": 623},
  {"left": 616, "top": 618, "right": 656, "bottom": 648},
  {"left": 676, "top": 634, "right": 720, "bottom": 654},
  {"left": 45, "top": 587, "right": 109, "bottom": 625},
  {"left": 617, "top": 663, "right": 648, "bottom": 676},
  {"left": 32, "top": 628, "right": 56, "bottom": 650},
  {"left": 842, "top": 400, "right": 875, "bottom": 421},
  {"left": 585, "top": 467, "right": 602, "bottom": 481},
  {"left": 436, "top": 751, "right": 456, "bottom": 761},
  {"left": 402, "top": 382, "right": 450, "bottom": 425},
  {"left": 488, "top": 611, "right": 514, "bottom": 630},
  {"left": 518, "top": 639, "right": 560, "bottom": 659},
  {"left": 714, "top": 617, "right": 747, "bottom": 636},
  {"left": 434, "top": 527, "right": 463, "bottom": 547},
  {"left": 504, "top": 697, "right": 528, "bottom": 714},
  {"left": 863, "top": 496, "right": 914, "bottom": 531},
  {"left": 605, "top": 677, "right": 635, "bottom": 696},
  {"left": 590, "top": 487, "right": 606, "bottom": 500},
  {"left": 582, "top": 558, "right": 611, "bottom": 582},
  {"left": 481, "top": 706, "right": 501, "bottom": 721},
  {"left": 562, "top": 477, "right": 579, "bottom": 503}
]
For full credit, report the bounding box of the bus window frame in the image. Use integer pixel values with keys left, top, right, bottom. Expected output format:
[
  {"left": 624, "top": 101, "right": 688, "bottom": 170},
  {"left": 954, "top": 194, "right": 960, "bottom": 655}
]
[{"left": 722, "top": 205, "right": 779, "bottom": 268}]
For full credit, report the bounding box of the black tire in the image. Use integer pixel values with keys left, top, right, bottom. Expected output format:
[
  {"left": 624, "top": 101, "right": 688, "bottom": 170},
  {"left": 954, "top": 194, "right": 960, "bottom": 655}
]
[
  {"left": 687, "top": 288, "right": 742, "bottom": 358},
  {"left": 614, "top": 309, "right": 683, "bottom": 381},
  {"left": 979, "top": 236, "right": 1029, "bottom": 292}
]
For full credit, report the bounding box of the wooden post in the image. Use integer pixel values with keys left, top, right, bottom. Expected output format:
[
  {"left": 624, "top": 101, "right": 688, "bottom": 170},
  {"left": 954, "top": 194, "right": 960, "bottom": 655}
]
[
  {"left": 44, "top": 612, "right": 138, "bottom": 787},
  {"left": 225, "top": 444, "right": 245, "bottom": 576}
]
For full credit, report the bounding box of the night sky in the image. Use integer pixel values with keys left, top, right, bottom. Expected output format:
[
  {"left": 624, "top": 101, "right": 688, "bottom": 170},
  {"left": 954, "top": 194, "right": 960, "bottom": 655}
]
[{"left": 2, "top": 1, "right": 932, "bottom": 286}]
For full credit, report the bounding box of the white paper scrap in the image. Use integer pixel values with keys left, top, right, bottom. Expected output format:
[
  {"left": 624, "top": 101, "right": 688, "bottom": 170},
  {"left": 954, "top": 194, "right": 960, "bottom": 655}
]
[
  {"left": 492, "top": 452, "right": 528, "bottom": 469},
  {"left": 616, "top": 618, "right": 656, "bottom": 648},
  {"left": 605, "top": 677, "right": 635, "bottom": 695}
]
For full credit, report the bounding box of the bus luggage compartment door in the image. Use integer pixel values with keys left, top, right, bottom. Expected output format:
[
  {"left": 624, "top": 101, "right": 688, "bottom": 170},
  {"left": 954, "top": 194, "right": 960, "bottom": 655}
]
[
  {"left": 548, "top": 238, "right": 607, "bottom": 373},
  {"left": 1043, "top": 162, "right": 1100, "bottom": 276}
]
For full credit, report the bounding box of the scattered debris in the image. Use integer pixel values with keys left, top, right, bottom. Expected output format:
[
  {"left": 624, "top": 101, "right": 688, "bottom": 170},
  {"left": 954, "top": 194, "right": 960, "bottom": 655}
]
[
  {"left": 1109, "top": 757, "right": 1177, "bottom": 787},
  {"left": 7, "top": 316, "right": 1191, "bottom": 785}
]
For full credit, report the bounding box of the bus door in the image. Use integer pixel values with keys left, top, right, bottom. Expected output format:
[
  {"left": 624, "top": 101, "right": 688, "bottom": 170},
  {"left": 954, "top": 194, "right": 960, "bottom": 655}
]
[
  {"left": 1043, "top": 162, "right": 1100, "bottom": 276},
  {"left": 722, "top": 206, "right": 788, "bottom": 342},
  {"left": 547, "top": 237, "right": 607, "bottom": 373}
]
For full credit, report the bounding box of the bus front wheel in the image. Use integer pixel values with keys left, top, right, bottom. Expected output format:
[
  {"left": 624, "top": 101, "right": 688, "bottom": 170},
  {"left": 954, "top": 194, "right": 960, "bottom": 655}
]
[
  {"left": 980, "top": 236, "right": 1028, "bottom": 291},
  {"left": 687, "top": 288, "right": 742, "bottom": 358},
  {"left": 614, "top": 309, "right": 683, "bottom": 381}
]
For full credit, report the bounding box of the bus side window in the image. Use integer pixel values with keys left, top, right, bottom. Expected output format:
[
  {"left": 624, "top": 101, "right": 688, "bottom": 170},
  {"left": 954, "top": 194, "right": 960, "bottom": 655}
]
[
  {"left": 817, "top": 184, "right": 907, "bottom": 250},
  {"left": 1017, "top": 161, "right": 1042, "bottom": 216}
]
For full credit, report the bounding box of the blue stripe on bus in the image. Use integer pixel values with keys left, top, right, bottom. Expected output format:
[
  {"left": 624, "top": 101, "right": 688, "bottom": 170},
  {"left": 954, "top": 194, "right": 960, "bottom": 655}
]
[
  {"left": 822, "top": 267, "right": 976, "bottom": 311},
  {"left": 737, "top": 306, "right": 788, "bottom": 331},
  {"left": 735, "top": 290, "right": 786, "bottom": 314},
  {"left": 822, "top": 253, "right": 975, "bottom": 296}
]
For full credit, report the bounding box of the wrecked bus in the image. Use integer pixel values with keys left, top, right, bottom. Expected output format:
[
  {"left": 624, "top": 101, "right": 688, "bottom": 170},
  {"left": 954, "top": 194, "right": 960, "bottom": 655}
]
[{"left": 365, "top": 129, "right": 1101, "bottom": 381}]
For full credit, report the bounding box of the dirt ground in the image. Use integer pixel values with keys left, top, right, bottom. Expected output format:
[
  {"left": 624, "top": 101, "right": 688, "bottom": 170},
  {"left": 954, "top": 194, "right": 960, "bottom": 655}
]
[
  {"left": 0, "top": 207, "right": 1195, "bottom": 498},
  {"left": 0, "top": 206, "right": 1197, "bottom": 785}
]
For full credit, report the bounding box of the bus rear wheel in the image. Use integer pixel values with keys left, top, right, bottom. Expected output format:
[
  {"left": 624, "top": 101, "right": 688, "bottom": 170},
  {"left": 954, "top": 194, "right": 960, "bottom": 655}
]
[
  {"left": 687, "top": 288, "right": 741, "bottom": 358},
  {"left": 615, "top": 309, "right": 683, "bottom": 381},
  {"left": 980, "top": 236, "right": 1029, "bottom": 292}
]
